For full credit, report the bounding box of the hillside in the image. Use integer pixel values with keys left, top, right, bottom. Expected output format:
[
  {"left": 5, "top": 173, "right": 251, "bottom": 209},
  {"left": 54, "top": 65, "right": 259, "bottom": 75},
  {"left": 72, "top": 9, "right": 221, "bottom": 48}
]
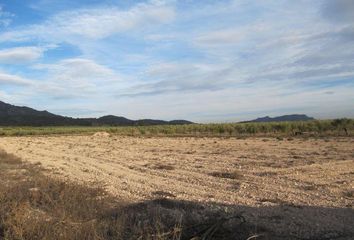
[
  {"left": 243, "top": 114, "right": 315, "bottom": 123},
  {"left": 0, "top": 101, "right": 193, "bottom": 126}
]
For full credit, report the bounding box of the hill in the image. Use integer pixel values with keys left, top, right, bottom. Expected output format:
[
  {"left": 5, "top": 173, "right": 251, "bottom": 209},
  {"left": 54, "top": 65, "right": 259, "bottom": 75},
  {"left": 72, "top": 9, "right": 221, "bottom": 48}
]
[
  {"left": 0, "top": 101, "right": 193, "bottom": 126},
  {"left": 243, "top": 114, "right": 315, "bottom": 123}
]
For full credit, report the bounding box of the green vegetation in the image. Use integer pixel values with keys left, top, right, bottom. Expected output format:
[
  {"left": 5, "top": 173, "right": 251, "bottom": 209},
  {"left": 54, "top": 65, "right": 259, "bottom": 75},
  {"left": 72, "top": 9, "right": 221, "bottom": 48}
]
[{"left": 0, "top": 119, "right": 353, "bottom": 137}]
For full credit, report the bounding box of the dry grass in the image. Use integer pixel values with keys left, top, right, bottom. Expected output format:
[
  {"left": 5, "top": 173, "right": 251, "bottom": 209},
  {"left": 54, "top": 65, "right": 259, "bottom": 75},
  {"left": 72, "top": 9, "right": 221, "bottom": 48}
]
[
  {"left": 153, "top": 164, "right": 176, "bottom": 171},
  {"left": 342, "top": 190, "right": 354, "bottom": 199},
  {"left": 0, "top": 150, "right": 114, "bottom": 240},
  {"left": 0, "top": 149, "right": 257, "bottom": 240},
  {"left": 209, "top": 170, "right": 244, "bottom": 180},
  {"left": 0, "top": 150, "right": 22, "bottom": 165}
]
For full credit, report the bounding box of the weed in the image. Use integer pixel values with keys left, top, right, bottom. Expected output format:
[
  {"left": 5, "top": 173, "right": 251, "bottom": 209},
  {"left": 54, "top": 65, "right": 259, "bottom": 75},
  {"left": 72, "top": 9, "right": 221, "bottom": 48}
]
[
  {"left": 152, "top": 164, "right": 175, "bottom": 171},
  {"left": 209, "top": 170, "right": 244, "bottom": 180},
  {"left": 342, "top": 189, "right": 354, "bottom": 199}
]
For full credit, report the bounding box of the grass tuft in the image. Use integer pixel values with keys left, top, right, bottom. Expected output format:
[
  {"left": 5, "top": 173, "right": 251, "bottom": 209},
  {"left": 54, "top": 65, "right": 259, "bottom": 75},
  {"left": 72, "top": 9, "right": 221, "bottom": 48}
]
[
  {"left": 209, "top": 170, "right": 244, "bottom": 180},
  {"left": 153, "top": 164, "right": 175, "bottom": 171}
]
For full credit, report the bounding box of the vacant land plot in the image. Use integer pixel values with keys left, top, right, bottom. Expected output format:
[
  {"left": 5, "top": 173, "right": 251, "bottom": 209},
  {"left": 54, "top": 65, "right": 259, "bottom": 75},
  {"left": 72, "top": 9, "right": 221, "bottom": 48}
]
[{"left": 0, "top": 135, "right": 353, "bottom": 239}]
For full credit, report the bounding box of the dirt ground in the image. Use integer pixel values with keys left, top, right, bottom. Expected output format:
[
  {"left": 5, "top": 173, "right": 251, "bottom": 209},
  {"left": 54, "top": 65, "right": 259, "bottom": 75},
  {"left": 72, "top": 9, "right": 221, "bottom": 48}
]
[{"left": 1, "top": 135, "right": 353, "bottom": 239}]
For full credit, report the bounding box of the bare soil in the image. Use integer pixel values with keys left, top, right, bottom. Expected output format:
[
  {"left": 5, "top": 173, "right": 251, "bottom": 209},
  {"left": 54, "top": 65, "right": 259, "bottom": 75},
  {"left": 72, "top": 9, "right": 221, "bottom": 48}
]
[{"left": 1, "top": 135, "right": 353, "bottom": 239}]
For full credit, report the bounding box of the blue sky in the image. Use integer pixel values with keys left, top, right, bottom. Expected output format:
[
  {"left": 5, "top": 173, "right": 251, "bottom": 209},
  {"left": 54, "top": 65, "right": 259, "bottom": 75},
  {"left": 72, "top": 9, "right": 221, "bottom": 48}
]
[{"left": 0, "top": 0, "right": 353, "bottom": 122}]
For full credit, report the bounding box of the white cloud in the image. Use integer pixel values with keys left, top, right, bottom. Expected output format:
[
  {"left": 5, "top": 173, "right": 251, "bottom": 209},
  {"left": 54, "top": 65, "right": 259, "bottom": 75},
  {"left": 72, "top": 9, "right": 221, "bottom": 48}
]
[
  {"left": 116, "top": 61, "right": 242, "bottom": 97},
  {"left": 50, "top": 3, "right": 174, "bottom": 39},
  {"left": 35, "top": 58, "right": 116, "bottom": 80},
  {"left": 107, "top": 81, "right": 354, "bottom": 122},
  {"left": 32, "top": 58, "right": 125, "bottom": 98},
  {"left": 322, "top": 0, "right": 354, "bottom": 22},
  {"left": 0, "top": 90, "right": 9, "bottom": 99},
  {"left": 1, "top": 58, "right": 126, "bottom": 103},
  {"left": 0, "top": 6, "right": 13, "bottom": 27},
  {"left": 194, "top": 24, "right": 269, "bottom": 47},
  {"left": 0, "top": 72, "right": 33, "bottom": 86},
  {"left": 0, "top": 46, "right": 46, "bottom": 64},
  {"left": 0, "top": 1, "right": 175, "bottom": 42}
]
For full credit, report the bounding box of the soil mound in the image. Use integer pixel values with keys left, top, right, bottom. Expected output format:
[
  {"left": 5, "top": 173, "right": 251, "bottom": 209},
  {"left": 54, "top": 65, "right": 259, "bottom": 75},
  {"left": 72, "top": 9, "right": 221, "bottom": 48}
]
[{"left": 92, "top": 132, "right": 111, "bottom": 137}]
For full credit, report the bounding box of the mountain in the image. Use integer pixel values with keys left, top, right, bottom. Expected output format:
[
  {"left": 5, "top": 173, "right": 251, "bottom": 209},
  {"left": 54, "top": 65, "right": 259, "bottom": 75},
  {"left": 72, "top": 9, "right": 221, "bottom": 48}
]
[
  {"left": 243, "top": 114, "right": 315, "bottom": 123},
  {"left": 96, "top": 115, "right": 134, "bottom": 126},
  {"left": 0, "top": 101, "right": 193, "bottom": 126}
]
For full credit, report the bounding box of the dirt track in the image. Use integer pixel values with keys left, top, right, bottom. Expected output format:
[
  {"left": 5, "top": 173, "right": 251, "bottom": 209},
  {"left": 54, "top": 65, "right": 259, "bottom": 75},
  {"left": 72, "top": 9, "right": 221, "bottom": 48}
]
[{"left": 1, "top": 135, "right": 353, "bottom": 238}]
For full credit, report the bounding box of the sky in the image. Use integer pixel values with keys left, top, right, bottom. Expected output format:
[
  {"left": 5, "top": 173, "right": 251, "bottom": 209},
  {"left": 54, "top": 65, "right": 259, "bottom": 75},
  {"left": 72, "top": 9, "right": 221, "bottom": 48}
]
[{"left": 0, "top": 0, "right": 353, "bottom": 122}]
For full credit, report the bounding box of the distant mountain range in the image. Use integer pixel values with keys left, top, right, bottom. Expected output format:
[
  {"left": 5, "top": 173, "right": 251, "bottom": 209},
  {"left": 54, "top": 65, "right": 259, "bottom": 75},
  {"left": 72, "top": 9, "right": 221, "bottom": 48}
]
[
  {"left": 0, "top": 101, "right": 193, "bottom": 126},
  {"left": 0, "top": 100, "right": 316, "bottom": 126},
  {"left": 242, "top": 114, "right": 315, "bottom": 123}
]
